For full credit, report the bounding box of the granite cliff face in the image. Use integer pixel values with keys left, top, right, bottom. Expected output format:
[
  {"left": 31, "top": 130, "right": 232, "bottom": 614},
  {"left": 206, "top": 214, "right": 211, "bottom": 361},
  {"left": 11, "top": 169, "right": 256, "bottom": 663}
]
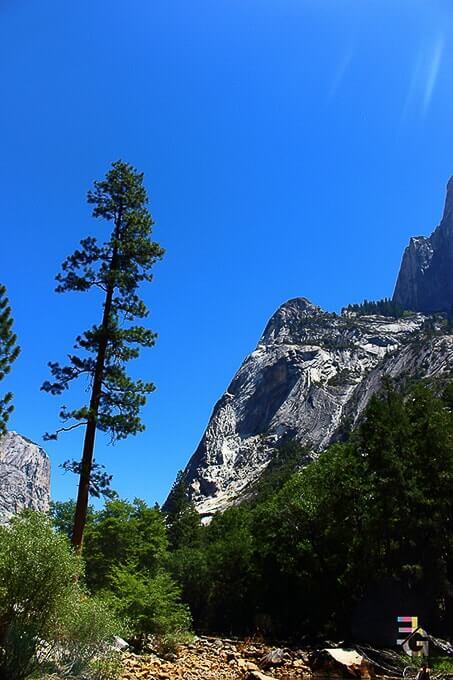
[
  {"left": 184, "top": 298, "right": 453, "bottom": 516},
  {"left": 393, "top": 177, "right": 453, "bottom": 313},
  {"left": 0, "top": 431, "right": 50, "bottom": 522}
]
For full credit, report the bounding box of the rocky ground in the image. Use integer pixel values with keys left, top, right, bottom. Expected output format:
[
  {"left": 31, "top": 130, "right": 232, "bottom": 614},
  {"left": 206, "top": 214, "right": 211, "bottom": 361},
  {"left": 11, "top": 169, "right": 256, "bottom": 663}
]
[
  {"left": 120, "top": 636, "right": 312, "bottom": 680},
  {"left": 120, "top": 634, "right": 453, "bottom": 680}
]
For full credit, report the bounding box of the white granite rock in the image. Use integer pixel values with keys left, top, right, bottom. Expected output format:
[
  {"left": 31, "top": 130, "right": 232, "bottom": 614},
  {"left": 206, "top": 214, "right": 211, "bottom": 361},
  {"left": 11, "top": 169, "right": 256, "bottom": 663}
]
[
  {"left": 181, "top": 298, "right": 452, "bottom": 517},
  {"left": 0, "top": 431, "right": 50, "bottom": 522}
]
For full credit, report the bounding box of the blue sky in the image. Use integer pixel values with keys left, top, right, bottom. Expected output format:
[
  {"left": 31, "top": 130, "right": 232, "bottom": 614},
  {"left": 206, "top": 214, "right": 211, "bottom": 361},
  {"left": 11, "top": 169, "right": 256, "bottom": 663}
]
[{"left": 1, "top": 0, "right": 452, "bottom": 505}]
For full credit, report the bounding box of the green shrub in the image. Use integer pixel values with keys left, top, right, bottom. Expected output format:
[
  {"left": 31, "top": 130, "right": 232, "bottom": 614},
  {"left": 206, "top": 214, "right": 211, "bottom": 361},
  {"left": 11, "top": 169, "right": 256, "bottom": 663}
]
[
  {"left": 151, "top": 630, "right": 193, "bottom": 657},
  {"left": 0, "top": 512, "right": 83, "bottom": 680},
  {"left": 107, "top": 567, "right": 191, "bottom": 648},
  {"left": 431, "top": 657, "right": 453, "bottom": 674},
  {"left": 42, "top": 592, "right": 122, "bottom": 678},
  {"left": 86, "top": 652, "right": 123, "bottom": 680},
  {"left": 0, "top": 512, "right": 122, "bottom": 680}
]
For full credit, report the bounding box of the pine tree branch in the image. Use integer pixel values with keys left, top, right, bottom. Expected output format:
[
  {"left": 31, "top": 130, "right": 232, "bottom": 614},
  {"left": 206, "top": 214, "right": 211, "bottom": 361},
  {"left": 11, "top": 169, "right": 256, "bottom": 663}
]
[{"left": 43, "top": 421, "right": 89, "bottom": 441}]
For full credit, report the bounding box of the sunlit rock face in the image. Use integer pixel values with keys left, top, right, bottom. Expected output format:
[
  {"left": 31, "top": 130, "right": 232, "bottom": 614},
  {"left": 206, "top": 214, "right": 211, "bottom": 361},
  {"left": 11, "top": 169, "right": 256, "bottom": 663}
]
[
  {"left": 181, "top": 297, "right": 453, "bottom": 517},
  {"left": 393, "top": 177, "right": 453, "bottom": 313},
  {"left": 0, "top": 431, "right": 50, "bottom": 522}
]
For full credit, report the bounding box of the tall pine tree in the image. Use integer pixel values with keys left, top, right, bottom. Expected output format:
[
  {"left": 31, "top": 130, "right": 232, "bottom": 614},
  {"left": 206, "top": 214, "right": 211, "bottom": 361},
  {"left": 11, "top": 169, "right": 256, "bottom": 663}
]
[
  {"left": 0, "top": 285, "right": 20, "bottom": 435},
  {"left": 42, "top": 161, "right": 164, "bottom": 551}
]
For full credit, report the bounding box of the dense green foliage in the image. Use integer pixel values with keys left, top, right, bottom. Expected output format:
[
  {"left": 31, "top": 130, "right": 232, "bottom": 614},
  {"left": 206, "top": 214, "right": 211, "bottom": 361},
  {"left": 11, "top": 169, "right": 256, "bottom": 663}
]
[
  {"left": 343, "top": 296, "right": 407, "bottom": 317},
  {"left": 51, "top": 498, "right": 192, "bottom": 646},
  {"left": 0, "top": 513, "right": 119, "bottom": 680},
  {"left": 164, "top": 383, "right": 453, "bottom": 640},
  {"left": 41, "top": 160, "right": 164, "bottom": 548},
  {"left": 50, "top": 382, "right": 453, "bottom": 644},
  {"left": 165, "top": 471, "right": 203, "bottom": 551},
  {"left": 0, "top": 284, "right": 20, "bottom": 435},
  {"left": 107, "top": 568, "right": 191, "bottom": 645}
]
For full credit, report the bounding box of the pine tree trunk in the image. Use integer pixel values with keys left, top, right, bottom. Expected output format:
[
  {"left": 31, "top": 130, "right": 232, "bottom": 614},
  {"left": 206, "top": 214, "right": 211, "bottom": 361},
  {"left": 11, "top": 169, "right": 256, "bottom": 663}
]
[
  {"left": 71, "top": 287, "right": 113, "bottom": 551},
  {"left": 71, "top": 214, "right": 121, "bottom": 552}
]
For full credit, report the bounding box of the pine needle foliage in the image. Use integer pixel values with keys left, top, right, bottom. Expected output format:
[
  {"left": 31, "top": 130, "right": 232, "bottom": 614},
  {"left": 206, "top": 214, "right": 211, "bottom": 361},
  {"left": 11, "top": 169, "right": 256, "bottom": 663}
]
[
  {"left": 42, "top": 160, "right": 164, "bottom": 549},
  {"left": 0, "top": 284, "right": 20, "bottom": 435}
]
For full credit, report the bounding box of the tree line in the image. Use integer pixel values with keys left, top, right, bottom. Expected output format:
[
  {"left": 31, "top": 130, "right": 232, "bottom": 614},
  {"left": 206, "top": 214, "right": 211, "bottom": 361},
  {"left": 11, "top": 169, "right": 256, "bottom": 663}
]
[
  {"left": 342, "top": 297, "right": 406, "bottom": 318},
  {"left": 50, "top": 381, "right": 453, "bottom": 643}
]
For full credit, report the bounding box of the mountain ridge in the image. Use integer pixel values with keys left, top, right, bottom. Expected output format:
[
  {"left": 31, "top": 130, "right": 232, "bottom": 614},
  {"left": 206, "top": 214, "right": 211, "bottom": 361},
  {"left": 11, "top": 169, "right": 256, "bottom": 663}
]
[
  {"left": 182, "top": 298, "right": 452, "bottom": 516},
  {"left": 178, "top": 176, "right": 453, "bottom": 517}
]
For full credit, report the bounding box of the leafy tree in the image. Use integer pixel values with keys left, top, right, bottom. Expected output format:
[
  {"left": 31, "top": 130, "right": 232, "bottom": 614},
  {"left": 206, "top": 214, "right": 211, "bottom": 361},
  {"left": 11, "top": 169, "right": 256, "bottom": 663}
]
[
  {"left": 203, "top": 507, "right": 256, "bottom": 634},
  {"left": 167, "top": 545, "right": 209, "bottom": 630},
  {"left": 50, "top": 496, "right": 192, "bottom": 646},
  {"left": 0, "top": 284, "right": 20, "bottom": 435},
  {"left": 107, "top": 568, "right": 191, "bottom": 644},
  {"left": 167, "top": 382, "right": 453, "bottom": 639},
  {"left": 165, "top": 470, "right": 202, "bottom": 551},
  {"left": 42, "top": 161, "right": 164, "bottom": 550},
  {"left": 84, "top": 498, "right": 168, "bottom": 591},
  {"left": 251, "top": 442, "right": 363, "bottom": 636},
  {"left": 50, "top": 499, "right": 95, "bottom": 541}
]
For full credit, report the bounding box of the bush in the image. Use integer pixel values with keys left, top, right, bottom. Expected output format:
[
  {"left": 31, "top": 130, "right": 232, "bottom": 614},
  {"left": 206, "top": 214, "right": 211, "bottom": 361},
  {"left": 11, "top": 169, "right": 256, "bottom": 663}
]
[
  {"left": 0, "top": 512, "right": 83, "bottom": 680},
  {"left": 42, "top": 592, "right": 122, "bottom": 678},
  {"left": 107, "top": 567, "right": 191, "bottom": 649},
  {"left": 86, "top": 652, "right": 123, "bottom": 680},
  {"left": 0, "top": 512, "right": 122, "bottom": 680}
]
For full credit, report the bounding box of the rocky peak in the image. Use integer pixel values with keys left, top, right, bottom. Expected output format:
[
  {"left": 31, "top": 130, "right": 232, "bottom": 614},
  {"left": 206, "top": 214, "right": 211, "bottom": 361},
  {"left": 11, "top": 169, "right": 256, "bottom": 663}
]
[
  {"left": 0, "top": 431, "right": 50, "bottom": 522},
  {"left": 393, "top": 177, "right": 453, "bottom": 313},
  {"left": 261, "top": 297, "right": 322, "bottom": 345},
  {"left": 180, "top": 296, "right": 451, "bottom": 517}
]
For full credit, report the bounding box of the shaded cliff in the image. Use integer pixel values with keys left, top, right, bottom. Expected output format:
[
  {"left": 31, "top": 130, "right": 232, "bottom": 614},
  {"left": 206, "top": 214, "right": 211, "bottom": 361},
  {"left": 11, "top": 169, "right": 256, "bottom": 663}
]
[{"left": 393, "top": 176, "right": 453, "bottom": 313}]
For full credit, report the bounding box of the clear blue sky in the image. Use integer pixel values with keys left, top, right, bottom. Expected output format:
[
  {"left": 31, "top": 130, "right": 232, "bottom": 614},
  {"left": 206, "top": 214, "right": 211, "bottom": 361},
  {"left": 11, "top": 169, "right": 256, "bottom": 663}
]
[{"left": 1, "top": 0, "right": 452, "bottom": 505}]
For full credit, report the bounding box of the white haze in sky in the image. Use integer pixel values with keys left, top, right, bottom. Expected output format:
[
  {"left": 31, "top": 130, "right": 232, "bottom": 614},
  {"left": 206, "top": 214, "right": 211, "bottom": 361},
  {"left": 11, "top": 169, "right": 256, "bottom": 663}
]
[
  {"left": 401, "top": 34, "right": 445, "bottom": 120},
  {"left": 423, "top": 36, "right": 445, "bottom": 115}
]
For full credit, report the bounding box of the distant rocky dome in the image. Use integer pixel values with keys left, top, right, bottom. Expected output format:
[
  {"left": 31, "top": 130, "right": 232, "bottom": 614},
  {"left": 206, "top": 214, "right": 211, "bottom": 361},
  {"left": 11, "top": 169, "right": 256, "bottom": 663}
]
[
  {"left": 393, "top": 176, "right": 453, "bottom": 313},
  {"left": 0, "top": 431, "right": 50, "bottom": 522},
  {"left": 180, "top": 296, "right": 453, "bottom": 517}
]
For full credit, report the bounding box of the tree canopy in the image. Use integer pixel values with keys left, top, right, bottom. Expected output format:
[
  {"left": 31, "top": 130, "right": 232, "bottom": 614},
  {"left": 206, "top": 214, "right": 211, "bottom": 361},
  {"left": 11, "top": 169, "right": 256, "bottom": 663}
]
[{"left": 42, "top": 160, "right": 164, "bottom": 549}]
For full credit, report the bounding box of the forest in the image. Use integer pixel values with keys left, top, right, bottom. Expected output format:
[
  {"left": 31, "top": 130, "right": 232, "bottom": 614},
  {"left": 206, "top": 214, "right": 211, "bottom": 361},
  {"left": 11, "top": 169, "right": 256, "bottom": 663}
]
[{"left": 49, "top": 381, "right": 453, "bottom": 642}]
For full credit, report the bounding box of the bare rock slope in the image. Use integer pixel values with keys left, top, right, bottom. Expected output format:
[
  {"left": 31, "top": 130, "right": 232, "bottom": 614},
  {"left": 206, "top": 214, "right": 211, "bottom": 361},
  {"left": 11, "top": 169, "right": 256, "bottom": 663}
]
[
  {"left": 0, "top": 431, "right": 50, "bottom": 522},
  {"left": 183, "top": 298, "right": 452, "bottom": 516}
]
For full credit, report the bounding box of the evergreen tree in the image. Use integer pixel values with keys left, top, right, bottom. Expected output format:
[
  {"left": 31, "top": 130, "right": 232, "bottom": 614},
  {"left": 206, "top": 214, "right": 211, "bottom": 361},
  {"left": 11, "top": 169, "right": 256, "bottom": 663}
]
[
  {"left": 165, "top": 470, "right": 202, "bottom": 551},
  {"left": 343, "top": 297, "right": 406, "bottom": 318},
  {"left": 42, "top": 161, "right": 164, "bottom": 551},
  {"left": 0, "top": 285, "right": 20, "bottom": 435}
]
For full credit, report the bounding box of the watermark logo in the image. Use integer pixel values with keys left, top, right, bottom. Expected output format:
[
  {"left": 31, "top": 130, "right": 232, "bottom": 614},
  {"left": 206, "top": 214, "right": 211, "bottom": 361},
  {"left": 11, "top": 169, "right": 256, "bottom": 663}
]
[{"left": 397, "top": 616, "right": 429, "bottom": 657}]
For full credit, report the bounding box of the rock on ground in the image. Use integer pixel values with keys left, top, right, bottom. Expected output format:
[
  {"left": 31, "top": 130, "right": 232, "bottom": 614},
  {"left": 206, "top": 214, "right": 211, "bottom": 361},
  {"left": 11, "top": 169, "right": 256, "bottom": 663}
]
[{"left": 120, "top": 636, "right": 312, "bottom": 680}]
